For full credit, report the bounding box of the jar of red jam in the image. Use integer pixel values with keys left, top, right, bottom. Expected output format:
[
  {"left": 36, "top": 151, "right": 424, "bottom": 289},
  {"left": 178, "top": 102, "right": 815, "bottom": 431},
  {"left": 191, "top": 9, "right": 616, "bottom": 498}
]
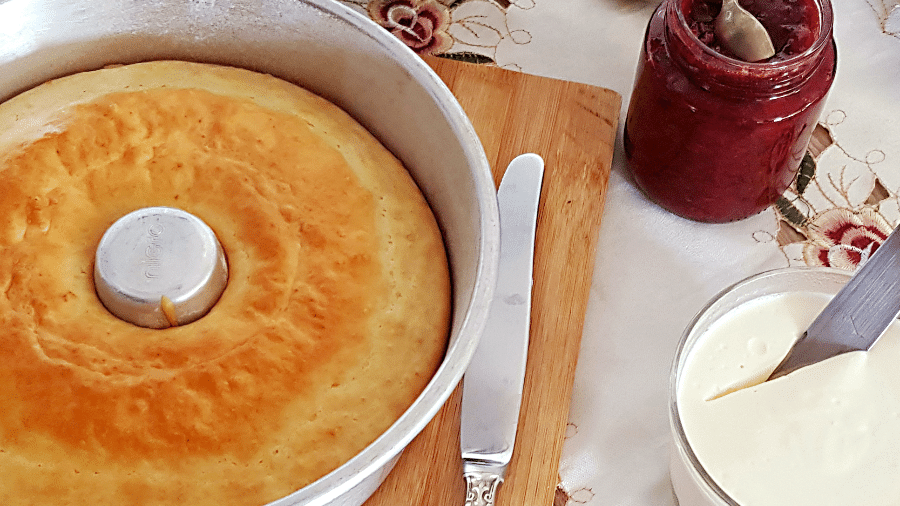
[{"left": 624, "top": 0, "right": 836, "bottom": 223}]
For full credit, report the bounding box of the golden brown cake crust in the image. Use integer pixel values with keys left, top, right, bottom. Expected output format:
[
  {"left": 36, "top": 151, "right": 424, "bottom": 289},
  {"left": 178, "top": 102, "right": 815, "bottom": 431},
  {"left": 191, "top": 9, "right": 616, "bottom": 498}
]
[{"left": 0, "top": 61, "right": 450, "bottom": 505}]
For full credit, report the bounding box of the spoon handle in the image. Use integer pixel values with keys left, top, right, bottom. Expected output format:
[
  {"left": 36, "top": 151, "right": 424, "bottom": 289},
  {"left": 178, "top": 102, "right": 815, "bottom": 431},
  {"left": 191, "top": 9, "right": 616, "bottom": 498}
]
[{"left": 714, "top": 0, "right": 775, "bottom": 62}]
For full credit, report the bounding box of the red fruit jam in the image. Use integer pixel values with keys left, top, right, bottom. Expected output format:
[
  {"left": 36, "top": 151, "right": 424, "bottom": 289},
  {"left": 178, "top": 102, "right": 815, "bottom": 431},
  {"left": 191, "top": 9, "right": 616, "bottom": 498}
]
[{"left": 624, "top": 0, "right": 836, "bottom": 222}]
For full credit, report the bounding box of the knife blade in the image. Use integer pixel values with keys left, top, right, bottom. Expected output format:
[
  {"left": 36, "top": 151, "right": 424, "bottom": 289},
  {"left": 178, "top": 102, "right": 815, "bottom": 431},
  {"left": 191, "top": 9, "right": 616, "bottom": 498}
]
[
  {"left": 460, "top": 153, "right": 544, "bottom": 506},
  {"left": 768, "top": 225, "right": 900, "bottom": 379}
]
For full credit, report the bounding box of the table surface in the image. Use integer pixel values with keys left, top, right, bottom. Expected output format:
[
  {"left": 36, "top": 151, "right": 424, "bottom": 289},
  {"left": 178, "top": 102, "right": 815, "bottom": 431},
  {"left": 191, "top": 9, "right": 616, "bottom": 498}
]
[{"left": 338, "top": 0, "right": 900, "bottom": 504}]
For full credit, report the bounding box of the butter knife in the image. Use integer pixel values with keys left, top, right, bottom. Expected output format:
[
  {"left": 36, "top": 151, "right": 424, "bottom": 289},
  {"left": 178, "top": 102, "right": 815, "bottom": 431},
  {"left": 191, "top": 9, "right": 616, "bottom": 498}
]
[
  {"left": 769, "top": 225, "right": 900, "bottom": 379},
  {"left": 460, "top": 153, "right": 544, "bottom": 506}
]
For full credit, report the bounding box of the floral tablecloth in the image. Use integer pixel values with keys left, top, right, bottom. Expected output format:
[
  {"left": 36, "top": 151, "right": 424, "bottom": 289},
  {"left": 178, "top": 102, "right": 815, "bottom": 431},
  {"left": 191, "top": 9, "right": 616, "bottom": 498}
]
[{"left": 337, "top": 0, "right": 900, "bottom": 504}]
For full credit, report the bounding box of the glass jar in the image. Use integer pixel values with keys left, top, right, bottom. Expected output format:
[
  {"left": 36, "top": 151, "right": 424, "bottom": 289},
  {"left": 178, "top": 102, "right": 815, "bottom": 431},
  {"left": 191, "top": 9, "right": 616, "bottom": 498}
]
[
  {"left": 624, "top": 0, "right": 837, "bottom": 223},
  {"left": 669, "top": 267, "right": 851, "bottom": 505}
]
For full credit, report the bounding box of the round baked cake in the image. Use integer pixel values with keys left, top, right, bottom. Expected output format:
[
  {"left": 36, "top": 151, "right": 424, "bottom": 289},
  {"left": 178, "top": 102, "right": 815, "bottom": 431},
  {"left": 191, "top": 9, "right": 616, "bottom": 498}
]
[{"left": 0, "top": 61, "right": 450, "bottom": 504}]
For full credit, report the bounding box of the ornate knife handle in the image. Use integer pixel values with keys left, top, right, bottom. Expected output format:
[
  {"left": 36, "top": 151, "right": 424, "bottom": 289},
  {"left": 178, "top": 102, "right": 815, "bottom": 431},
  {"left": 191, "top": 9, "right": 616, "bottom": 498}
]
[{"left": 463, "top": 470, "right": 504, "bottom": 506}]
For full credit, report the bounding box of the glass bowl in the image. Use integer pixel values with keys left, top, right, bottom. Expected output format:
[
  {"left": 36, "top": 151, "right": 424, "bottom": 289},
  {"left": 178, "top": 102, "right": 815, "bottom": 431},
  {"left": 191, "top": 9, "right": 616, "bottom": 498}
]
[{"left": 668, "top": 267, "right": 852, "bottom": 505}]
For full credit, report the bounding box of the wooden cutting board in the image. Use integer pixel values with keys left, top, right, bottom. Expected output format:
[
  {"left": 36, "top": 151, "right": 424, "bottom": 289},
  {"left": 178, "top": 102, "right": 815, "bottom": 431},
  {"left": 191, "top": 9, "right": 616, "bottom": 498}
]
[{"left": 364, "top": 57, "right": 621, "bottom": 506}]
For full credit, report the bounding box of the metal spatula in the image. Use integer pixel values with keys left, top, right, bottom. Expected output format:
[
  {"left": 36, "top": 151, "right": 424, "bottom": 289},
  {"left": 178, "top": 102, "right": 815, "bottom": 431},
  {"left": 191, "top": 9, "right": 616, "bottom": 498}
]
[{"left": 768, "top": 225, "right": 900, "bottom": 379}]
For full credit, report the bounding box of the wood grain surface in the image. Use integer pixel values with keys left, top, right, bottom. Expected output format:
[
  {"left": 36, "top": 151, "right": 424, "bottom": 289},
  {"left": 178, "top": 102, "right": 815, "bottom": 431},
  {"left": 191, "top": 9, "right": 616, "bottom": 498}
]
[{"left": 364, "top": 56, "right": 621, "bottom": 506}]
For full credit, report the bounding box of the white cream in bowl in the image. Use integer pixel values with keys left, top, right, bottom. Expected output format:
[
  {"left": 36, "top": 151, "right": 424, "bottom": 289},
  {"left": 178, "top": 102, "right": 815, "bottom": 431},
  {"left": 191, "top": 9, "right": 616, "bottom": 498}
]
[{"left": 670, "top": 268, "right": 900, "bottom": 506}]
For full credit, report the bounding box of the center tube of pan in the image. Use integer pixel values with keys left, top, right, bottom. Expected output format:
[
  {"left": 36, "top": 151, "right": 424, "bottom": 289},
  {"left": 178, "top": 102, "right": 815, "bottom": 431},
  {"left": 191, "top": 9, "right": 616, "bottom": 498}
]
[{"left": 94, "top": 206, "right": 229, "bottom": 329}]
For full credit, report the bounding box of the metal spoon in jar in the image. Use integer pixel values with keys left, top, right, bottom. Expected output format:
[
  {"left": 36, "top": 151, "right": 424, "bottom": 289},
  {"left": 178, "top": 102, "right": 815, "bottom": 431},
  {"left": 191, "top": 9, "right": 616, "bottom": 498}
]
[{"left": 714, "top": 0, "right": 775, "bottom": 62}]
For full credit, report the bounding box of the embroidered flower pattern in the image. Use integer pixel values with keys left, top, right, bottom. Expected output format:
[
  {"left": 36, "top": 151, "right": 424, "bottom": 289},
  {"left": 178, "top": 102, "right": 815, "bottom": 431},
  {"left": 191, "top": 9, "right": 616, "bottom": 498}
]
[
  {"left": 367, "top": 0, "right": 453, "bottom": 55},
  {"left": 867, "top": 0, "right": 900, "bottom": 39},
  {"left": 340, "top": 0, "right": 532, "bottom": 65},
  {"left": 802, "top": 207, "right": 892, "bottom": 269}
]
